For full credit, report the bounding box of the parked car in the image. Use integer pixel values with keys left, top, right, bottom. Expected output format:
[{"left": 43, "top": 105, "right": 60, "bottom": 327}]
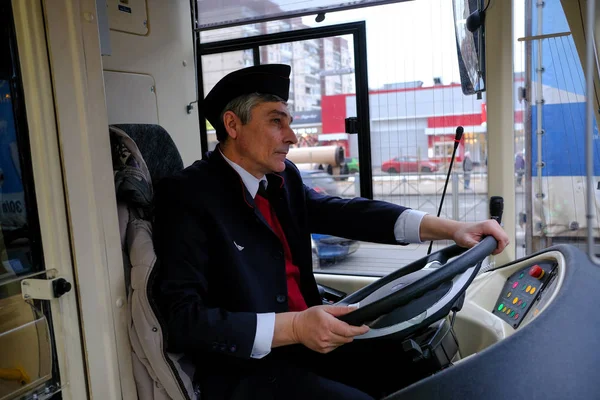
[
  {"left": 311, "top": 233, "right": 360, "bottom": 264},
  {"left": 299, "top": 169, "right": 360, "bottom": 265},
  {"left": 381, "top": 156, "right": 439, "bottom": 173},
  {"left": 345, "top": 157, "right": 359, "bottom": 174}
]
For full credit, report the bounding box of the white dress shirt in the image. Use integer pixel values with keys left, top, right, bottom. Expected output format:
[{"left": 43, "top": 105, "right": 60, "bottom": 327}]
[{"left": 220, "top": 151, "right": 427, "bottom": 358}]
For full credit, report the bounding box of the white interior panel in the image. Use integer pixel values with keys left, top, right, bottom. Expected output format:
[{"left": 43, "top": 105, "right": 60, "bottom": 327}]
[
  {"left": 314, "top": 273, "right": 378, "bottom": 294},
  {"left": 102, "top": 0, "right": 201, "bottom": 166},
  {"left": 108, "top": 0, "right": 149, "bottom": 36},
  {"left": 104, "top": 71, "right": 158, "bottom": 125}
]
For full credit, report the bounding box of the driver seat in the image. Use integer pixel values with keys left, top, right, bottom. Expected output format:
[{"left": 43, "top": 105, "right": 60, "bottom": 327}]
[{"left": 109, "top": 124, "right": 197, "bottom": 399}]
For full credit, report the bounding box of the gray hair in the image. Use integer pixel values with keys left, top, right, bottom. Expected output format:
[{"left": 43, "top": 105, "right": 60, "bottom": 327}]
[{"left": 217, "top": 92, "right": 286, "bottom": 142}]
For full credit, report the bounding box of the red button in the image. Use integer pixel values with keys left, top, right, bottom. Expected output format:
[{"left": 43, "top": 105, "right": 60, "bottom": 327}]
[{"left": 529, "top": 265, "right": 545, "bottom": 279}]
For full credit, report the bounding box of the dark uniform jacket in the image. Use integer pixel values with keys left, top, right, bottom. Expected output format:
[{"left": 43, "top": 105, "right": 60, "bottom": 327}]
[{"left": 152, "top": 149, "right": 409, "bottom": 389}]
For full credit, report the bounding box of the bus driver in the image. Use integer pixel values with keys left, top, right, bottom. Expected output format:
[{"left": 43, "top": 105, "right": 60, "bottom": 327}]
[{"left": 152, "top": 64, "right": 509, "bottom": 400}]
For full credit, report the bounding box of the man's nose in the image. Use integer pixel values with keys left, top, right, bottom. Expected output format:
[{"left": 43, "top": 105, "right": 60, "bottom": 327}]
[{"left": 285, "top": 126, "right": 298, "bottom": 144}]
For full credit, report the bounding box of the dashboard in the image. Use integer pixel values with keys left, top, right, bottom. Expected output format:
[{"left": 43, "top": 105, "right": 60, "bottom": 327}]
[
  {"left": 452, "top": 250, "right": 566, "bottom": 360},
  {"left": 315, "top": 244, "right": 600, "bottom": 400},
  {"left": 386, "top": 244, "right": 600, "bottom": 400}
]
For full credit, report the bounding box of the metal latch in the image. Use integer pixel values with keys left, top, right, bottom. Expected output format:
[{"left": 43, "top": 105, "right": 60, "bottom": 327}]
[{"left": 21, "top": 277, "right": 73, "bottom": 300}]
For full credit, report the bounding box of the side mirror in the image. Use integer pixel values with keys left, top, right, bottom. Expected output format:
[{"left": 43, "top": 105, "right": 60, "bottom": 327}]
[{"left": 453, "top": 0, "right": 487, "bottom": 96}]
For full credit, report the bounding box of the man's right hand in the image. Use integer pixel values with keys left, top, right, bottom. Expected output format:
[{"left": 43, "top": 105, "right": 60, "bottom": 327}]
[{"left": 273, "top": 306, "right": 369, "bottom": 354}]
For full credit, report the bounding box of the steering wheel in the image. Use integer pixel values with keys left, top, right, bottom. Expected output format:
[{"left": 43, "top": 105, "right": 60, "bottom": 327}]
[{"left": 336, "top": 236, "right": 498, "bottom": 340}]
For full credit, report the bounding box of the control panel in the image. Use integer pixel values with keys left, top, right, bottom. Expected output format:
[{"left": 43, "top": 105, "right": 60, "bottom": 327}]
[{"left": 492, "top": 261, "right": 558, "bottom": 328}]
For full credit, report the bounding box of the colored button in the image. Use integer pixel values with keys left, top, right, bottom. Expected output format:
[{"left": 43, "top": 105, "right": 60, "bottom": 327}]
[
  {"left": 510, "top": 311, "right": 515, "bottom": 317},
  {"left": 530, "top": 287, "right": 536, "bottom": 294},
  {"left": 518, "top": 300, "right": 523, "bottom": 306},
  {"left": 498, "top": 303, "right": 504, "bottom": 311},
  {"left": 522, "top": 284, "right": 527, "bottom": 290},
  {"left": 521, "top": 302, "right": 527, "bottom": 309},
  {"left": 512, "top": 282, "right": 519, "bottom": 289},
  {"left": 526, "top": 285, "right": 532, "bottom": 293},
  {"left": 506, "top": 308, "right": 512, "bottom": 314},
  {"left": 519, "top": 272, "right": 524, "bottom": 279},
  {"left": 529, "top": 265, "right": 545, "bottom": 279},
  {"left": 506, "top": 291, "right": 512, "bottom": 298},
  {"left": 502, "top": 306, "right": 507, "bottom": 312},
  {"left": 514, "top": 313, "right": 519, "bottom": 319},
  {"left": 512, "top": 297, "right": 519, "bottom": 304}
]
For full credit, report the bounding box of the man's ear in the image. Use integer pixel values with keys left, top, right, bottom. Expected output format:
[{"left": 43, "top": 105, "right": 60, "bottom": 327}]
[{"left": 223, "top": 111, "right": 240, "bottom": 140}]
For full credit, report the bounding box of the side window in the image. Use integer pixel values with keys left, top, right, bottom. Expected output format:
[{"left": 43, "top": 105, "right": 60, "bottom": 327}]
[{"left": 0, "top": 4, "right": 63, "bottom": 398}]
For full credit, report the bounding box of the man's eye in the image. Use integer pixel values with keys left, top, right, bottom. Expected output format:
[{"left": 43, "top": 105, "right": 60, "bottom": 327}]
[{"left": 273, "top": 118, "right": 281, "bottom": 124}]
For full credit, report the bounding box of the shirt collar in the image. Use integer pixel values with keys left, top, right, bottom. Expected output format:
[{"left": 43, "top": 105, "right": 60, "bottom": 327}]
[{"left": 219, "top": 147, "right": 267, "bottom": 199}]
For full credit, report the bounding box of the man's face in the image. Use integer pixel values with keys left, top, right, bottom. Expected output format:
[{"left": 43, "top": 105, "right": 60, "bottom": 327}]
[{"left": 230, "top": 101, "right": 297, "bottom": 177}]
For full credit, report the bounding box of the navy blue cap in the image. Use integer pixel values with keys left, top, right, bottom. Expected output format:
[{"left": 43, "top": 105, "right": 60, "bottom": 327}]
[{"left": 204, "top": 64, "right": 291, "bottom": 137}]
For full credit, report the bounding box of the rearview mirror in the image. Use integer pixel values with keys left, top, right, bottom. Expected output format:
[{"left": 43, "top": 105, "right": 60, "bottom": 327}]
[{"left": 452, "top": 0, "right": 486, "bottom": 96}]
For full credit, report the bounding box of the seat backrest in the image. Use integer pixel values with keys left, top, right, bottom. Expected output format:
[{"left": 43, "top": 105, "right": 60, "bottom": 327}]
[
  {"left": 112, "top": 124, "right": 184, "bottom": 189},
  {"left": 109, "top": 124, "right": 196, "bottom": 400}
]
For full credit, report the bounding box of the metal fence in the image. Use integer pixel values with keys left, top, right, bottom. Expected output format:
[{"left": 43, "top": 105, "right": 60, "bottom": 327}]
[{"left": 315, "top": 171, "right": 489, "bottom": 222}]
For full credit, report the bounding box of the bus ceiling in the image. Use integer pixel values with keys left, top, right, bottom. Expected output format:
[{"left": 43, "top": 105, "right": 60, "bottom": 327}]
[{"left": 194, "top": 0, "right": 414, "bottom": 31}]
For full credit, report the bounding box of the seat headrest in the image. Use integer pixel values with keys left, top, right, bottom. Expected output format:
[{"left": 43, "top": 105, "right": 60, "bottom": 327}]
[{"left": 111, "top": 124, "right": 184, "bottom": 188}]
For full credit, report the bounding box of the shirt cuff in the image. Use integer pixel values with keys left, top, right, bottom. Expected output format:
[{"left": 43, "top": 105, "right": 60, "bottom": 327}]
[
  {"left": 394, "top": 210, "right": 428, "bottom": 244},
  {"left": 250, "top": 312, "right": 275, "bottom": 359}
]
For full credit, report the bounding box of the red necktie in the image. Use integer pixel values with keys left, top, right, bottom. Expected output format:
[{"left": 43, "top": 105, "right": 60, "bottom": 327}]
[{"left": 255, "top": 182, "right": 308, "bottom": 311}]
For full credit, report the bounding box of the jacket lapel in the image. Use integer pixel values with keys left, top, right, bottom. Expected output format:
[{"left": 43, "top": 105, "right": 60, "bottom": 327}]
[
  {"left": 268, "top": 174, "right": 303, "bottom": 257},
  {"left": 206, "top": 150, "right": 300, "bottom": 247}
]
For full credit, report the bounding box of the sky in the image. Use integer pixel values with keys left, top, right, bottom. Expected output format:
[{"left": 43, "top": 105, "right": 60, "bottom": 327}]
[{"left": 299, "top": 0, "right": 526, "bottom": 89}]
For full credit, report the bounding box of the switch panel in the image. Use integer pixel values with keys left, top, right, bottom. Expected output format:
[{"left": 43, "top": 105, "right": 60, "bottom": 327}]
[{"left": 492, "top": 261, "right": 557, "bottom": 328}]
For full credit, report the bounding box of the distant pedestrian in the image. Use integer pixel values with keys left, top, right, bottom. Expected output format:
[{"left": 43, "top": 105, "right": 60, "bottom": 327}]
[
  {"left": 463, "top": 151, "right": 473, "bottom": 189},
  {"left": 515, "top": 152, "right": 525, "bottom": 186}
]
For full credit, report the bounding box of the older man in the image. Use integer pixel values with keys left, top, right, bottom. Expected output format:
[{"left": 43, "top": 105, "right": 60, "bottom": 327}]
[{"left": 152, "top": 64, "right": 509, "bottom": 400}]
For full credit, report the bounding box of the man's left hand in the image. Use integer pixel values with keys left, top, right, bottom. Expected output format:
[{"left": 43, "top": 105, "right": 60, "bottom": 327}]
[{"left": 452, "top": 220, "right": 510, "bottom": 255}]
